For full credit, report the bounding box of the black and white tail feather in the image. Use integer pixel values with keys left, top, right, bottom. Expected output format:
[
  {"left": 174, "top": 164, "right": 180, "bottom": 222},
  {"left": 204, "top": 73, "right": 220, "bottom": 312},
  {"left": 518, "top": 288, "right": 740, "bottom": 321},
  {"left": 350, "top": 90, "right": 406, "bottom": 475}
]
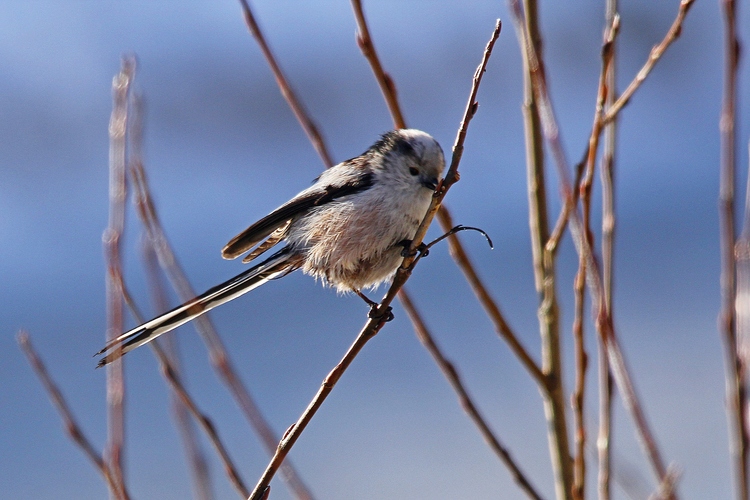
[
  {"left": 95, "top": 248, "right": 300, "bottom": 367},
  {"left": 95, "top": 129, "right": 445, "bottom": 367}
]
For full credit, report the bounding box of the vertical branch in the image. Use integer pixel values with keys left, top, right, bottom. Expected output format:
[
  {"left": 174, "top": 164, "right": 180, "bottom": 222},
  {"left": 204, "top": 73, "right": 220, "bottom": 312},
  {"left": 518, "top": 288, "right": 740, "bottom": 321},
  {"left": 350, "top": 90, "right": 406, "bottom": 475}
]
[
  {"left": 238, "top": 0, "right": 334, "bottom": 168},
  {"left": 739, "top": 140, "right": 750, "bottom": 411},
  {"left": 599, "top": 1, "right": 619, "bottom": 498},
  {"left": 719, "top": 0, "right": 748, "bottom": 498},
  {"left": 512, "top": 2, "right": 573, "bottom": 498},
  {"left": 104, "top": 57, "right": 134, "bottom": 499},
  {"left": 571, "top": 265, "right": 587, "bottom": 500},
  {"left": 572, "top": 15, "right": 619, "bottom": 500},
  {"left": 17, "top": 332, "right": 129, "bottom": 500}
]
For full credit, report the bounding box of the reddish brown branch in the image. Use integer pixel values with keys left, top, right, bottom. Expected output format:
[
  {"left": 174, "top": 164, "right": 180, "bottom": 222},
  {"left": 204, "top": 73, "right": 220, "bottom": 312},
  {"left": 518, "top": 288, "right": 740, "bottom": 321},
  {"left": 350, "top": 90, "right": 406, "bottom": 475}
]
[
  {"left": 400, "top": 294, "right": 546, "bottom": 500},
  {"left": 572, "top": 16, "right": 619, "bottom": 500},
  {"left": 18, "top": 331, "right": 129, "bottom": 500},
  {"left": 238, "top": 0, "right": 334, "bottom": 168},
  {"left": 350, "top": 0, "right": 406, "bottom": 129}
]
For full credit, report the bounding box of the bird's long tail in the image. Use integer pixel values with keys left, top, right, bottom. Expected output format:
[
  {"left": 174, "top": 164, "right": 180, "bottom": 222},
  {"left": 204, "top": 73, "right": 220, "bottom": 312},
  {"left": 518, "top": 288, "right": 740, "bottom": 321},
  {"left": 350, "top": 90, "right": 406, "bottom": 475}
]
[{"left": 95, "top": 247, "right": 301, "bottom": 367}]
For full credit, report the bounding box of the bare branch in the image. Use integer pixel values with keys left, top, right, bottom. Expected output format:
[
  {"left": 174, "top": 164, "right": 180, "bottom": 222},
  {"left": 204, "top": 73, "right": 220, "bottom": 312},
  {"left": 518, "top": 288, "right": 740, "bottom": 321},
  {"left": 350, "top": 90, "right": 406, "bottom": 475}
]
[
  {"left": 400, "top": 293, "right": 546, "bottom": 500},
  {"left": 129, "top": 91, "right": 214, "bottom": 500},
  {"left": 18, "top": 331, "right": 129, "bottom": 500},
  {"left": 572, "top": 15, "right": 619, "bottom": 500},
  {"left": 350, "top": 0, "right": 406, "bottom": 129},
  {"left": 237, "top": 0, "right": 334, "bottom": 168},
  {"left": 104, "top": 56, "right": 134, "bottom": 497},
  {"left": 598, "top": 2, "right": 619, "bottom": 498},
  {"left": 510, "top": 1, "right": 573, "bottom": 496}
]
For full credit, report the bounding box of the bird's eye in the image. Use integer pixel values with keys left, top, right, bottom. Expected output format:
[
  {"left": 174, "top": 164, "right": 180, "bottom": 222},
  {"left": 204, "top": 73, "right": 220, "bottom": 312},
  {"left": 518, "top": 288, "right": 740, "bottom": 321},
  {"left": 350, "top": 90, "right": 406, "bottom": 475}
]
[{"left": 409, "top": 167, "right": 419, "bottom": 176}]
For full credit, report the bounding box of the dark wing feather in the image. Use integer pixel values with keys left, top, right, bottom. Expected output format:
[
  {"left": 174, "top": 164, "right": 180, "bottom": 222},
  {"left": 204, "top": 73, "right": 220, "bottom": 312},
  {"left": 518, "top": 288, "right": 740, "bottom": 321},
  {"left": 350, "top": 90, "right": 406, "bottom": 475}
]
[{"left": 222, "top": 171, "right": 374, "bottom": 261}]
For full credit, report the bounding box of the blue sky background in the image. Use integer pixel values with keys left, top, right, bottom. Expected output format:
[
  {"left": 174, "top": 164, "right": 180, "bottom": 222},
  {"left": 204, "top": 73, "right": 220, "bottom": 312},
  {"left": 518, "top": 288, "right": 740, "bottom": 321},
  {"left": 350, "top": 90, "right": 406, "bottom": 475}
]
[{"left": 2, "top": 1, "right": 749, "bottom": 498}]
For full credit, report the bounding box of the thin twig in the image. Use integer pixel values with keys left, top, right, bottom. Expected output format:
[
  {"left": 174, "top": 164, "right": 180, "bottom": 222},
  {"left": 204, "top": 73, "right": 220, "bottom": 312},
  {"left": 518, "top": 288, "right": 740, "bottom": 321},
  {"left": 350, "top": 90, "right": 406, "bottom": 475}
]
[
  {"left": 237, "top": 0, "right": 334, "bottom": 168},
  {"left": 571, "top": 264, "right": 587, "bottom": 500},
  {"left": 130, "top": 91, "right": 214, "bottom": 500},
  {"left": 105, "top": 57, "right": 134, "bottom": 498},
  {"left": 246, "top": 22, "right": 501, "bottom": 499},
  {"left": 572, "top": 16, "right": 619, "bottom": 500},
  {"left": 601, "top": 0, "right": 696, "bottom": 125},
  {"left": 127, "top": 135, "right": 314, "bottom": 500},
  {"left": 400, "top": 293, "right": 546, "bottom": 500},
  {"left": 511, "top": 1, "right": 573, "bottom": 497},
  {"left": 17, "top": 331, "right": 129, "bottom": 500},
  {"left": 719, "top": 0, "right": 747, "bottom": 498},
  {"left": 350, "top": 0, "right": 406, "bottom": 129},
  {"left": 599, "top": 1, "right": 619, "bottom": 498}
]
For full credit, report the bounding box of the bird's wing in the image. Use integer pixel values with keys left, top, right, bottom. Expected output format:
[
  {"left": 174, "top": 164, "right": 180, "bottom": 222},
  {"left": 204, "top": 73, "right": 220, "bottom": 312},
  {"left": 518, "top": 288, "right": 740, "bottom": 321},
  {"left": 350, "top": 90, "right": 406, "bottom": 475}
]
[{"left": 222, "top": 169, "right": 374, "bottom": 262}]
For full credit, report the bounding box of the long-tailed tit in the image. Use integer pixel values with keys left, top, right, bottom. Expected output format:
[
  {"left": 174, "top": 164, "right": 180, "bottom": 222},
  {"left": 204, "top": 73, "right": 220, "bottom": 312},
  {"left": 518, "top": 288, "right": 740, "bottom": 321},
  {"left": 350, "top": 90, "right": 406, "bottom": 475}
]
[{"left": 96, "top": 129, "right": 444, "bottom": 366}]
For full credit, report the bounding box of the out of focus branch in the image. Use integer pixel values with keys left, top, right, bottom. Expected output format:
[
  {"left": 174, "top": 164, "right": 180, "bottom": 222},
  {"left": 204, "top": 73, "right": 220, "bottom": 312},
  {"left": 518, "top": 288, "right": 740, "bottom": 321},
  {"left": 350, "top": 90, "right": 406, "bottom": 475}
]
[
  {"left": 572, "top": 15, "right": 619, "bottom": 500},
  {"left": 18, "top": 331, "right": 129, "bottom": 500},
  {"left": 128, "top": 128, "right": 314, "bottom": 500},
  {"left": 129, "top": 91, "right": 215, "bottom": 500},
  {"left": 104, "top": 57, "right": 133, "bottom": 498},
  {"left": 599, "top": 0, "right": 619, "bottom": 498},
  {"left": 718, "top": 0, "right": 748, "bottom": 498}
]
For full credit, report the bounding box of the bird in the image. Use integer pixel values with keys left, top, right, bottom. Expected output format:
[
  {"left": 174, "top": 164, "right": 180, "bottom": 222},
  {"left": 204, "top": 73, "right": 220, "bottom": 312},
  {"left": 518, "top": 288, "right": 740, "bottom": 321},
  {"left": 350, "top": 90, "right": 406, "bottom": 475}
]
[{"left": 96, "top": 129, "right": 445, "bottom": 367}]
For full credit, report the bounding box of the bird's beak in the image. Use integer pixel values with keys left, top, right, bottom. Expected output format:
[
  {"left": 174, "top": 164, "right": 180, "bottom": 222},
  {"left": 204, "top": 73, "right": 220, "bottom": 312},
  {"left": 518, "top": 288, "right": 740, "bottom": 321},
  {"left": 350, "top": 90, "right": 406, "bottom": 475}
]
[{"left": 421, "top": 176, "right": 439, "bottom": 191}]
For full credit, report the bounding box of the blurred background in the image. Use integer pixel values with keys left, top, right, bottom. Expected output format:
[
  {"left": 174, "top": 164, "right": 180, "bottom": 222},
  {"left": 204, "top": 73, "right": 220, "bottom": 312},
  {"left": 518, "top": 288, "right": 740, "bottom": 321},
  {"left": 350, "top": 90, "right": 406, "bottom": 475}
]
[{"left": 2, "top": 1, "right": 748, "bottom": 498}]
